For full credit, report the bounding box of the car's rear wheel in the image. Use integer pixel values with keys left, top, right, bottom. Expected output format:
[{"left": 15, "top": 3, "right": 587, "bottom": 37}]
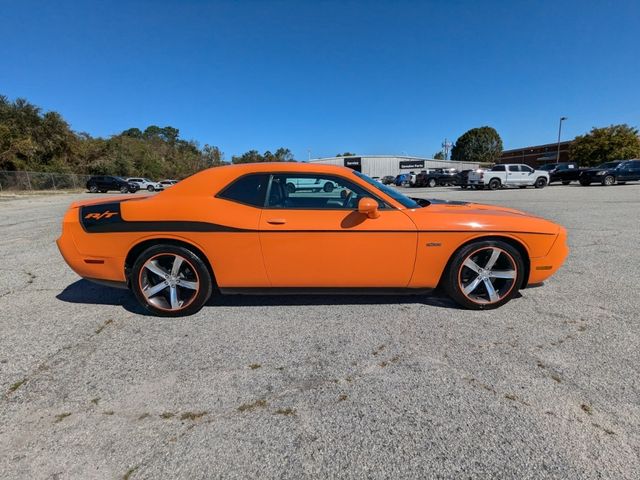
[
  {"left": 443, "top": 240, "right": 524, "bottom": 310},
  {"left": 427, "top": 178, "right": 437, "bottom": 188},
  {"left": 534, "top": 177, "right": 547, "bottom": 189},
  {"left": 602, "top": 175, "right": 615, "bottom": 186},
  {"left": 286, "top": 182, "right": 296, "bottom": 193},
  {"left": 147, "top": 185, "right": 155, "bottom": 192},
  {"left": 89, "top": 185, "right": 98, "bottom": 193},
  {"left": 131, "top": 245, "right": 213, "bottom": 317},
  {"left": 488, "top": 178, "right": 501, "bottom": 190}
]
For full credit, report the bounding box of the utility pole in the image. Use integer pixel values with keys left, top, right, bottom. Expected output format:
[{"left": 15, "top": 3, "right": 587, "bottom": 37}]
[
  {"left": 556, "top": 117, "right": 567, "bottom": 164},
  {"left": 441, "top": 138, "right": 453, "bottom": 160}
]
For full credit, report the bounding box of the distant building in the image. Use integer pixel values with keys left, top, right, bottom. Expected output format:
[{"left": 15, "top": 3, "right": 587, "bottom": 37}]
[
  {"left": 499, "top": 141, "right": 572, "bottom": 167},
  {"left": 308, "top": 155, "right": 480, "bottom": 178}
]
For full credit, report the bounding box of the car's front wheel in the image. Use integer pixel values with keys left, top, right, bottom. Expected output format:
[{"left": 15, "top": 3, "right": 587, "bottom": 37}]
[
  {"left": 120, "top": 185, "right": 129, "bottom": 193},
  {"left": 443, "top": 240, "right": 524, "bottom": 310},
  {"left": 147, "top": 185, "right": 155, "bottom": 192},
  {"left": 488, "top": 178, "right": 501, "bottom": 190},
  {"left": 602, "top": 175, "right": 615, "bottom": 186},
  {"left": 534, "top": 177, "right": 547, "bottom": 189},
  {"left": 131, "top": 244, "right": 213, "bottom": 317},
  {"left": 89, "top": 185, "right": 98, "bottom": 193}
]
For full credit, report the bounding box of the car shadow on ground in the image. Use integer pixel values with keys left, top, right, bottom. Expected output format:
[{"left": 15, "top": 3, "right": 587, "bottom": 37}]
[{"left": 56, "top": 279, "right": 463, "bottom": 315}]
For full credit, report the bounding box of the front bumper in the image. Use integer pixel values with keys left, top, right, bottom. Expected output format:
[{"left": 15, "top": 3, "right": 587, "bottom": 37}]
[{"left": 527, "top": 228, "right": 569, "bottom": 285}]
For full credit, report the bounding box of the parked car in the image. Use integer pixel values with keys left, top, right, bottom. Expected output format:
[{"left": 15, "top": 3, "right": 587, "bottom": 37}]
[
  {"left": 381, "top": 175, "right": 395, "bottom": 185},
  {"left": 578, "top": 160, "right": 640, "bottom": 186},
  {"left": 159, "top": 179, "right": 179, "bottom": 188},
  {"left": 127, "top": 177, "right": 164, "bottom": 192},
  {"left": 58, "top": 163, "right": 568, "bottom": 316},
  {"left": 538, "top": 162, "right": 581, "bottom": 184},
  {"left": 285, "top": 177, "right": 336, "bottom": 193},
  {"left": 394, "top": 173, "right": 411, "bottom": 186},
  {"left": 414, "top": 169, "right": 449, "bottom": 188},
  {"left": 454, "top": 169, "right": 473, "bottom": 188},
  {"left": 86, "top": 176, "right": 139, "bottom": 194},
  {"left": 468, "top": 164, "right": 549, "bottom": 190}
]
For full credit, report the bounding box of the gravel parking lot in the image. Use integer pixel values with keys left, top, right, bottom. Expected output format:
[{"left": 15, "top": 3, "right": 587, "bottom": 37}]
[{"left": 1, "top": 184, "right": 639, "bottom": 479}]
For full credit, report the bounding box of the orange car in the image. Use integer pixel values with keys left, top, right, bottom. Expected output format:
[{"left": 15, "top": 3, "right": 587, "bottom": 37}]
[{"left": 57, "top": 163, "right": 568, "bottom": 316}]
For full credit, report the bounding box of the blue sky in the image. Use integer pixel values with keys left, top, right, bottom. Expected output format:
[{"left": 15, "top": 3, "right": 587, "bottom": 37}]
[{"left": 1, "top": 0, "right": 639, "bottom": 160}]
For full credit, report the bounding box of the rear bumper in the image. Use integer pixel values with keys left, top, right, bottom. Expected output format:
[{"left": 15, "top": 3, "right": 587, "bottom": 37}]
[{"left": 527, "top": 228, "right": 569, "bottom": 285}]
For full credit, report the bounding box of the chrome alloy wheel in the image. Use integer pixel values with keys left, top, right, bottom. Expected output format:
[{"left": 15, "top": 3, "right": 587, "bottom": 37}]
[
  {"left": 458, "top": 247, "right": 517, "bottom": 304},
  {"left": 138, "top": 254, "right": 200, "bottom": 311}
]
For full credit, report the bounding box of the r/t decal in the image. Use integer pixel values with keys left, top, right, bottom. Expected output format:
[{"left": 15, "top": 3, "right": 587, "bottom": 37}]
[{"left": 84, "top": 211, "right": 119, "bottom": 220}]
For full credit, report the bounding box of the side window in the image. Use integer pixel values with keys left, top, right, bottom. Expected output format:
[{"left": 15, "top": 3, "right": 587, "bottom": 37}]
[
  {"left": 267, "top": 174, "right": 383, "bottom": 210},
  {"left": 508, "top": 165, "right": 519, "bottom": 172},
  {"left": 492, "top": 165, "right": 506, "bottom": 172},
  {"left": 521, "top": 166, "right": 534, "bottom": 173},
  {"left": 218, "top": 174, "right": 269, "bottom": 208}
]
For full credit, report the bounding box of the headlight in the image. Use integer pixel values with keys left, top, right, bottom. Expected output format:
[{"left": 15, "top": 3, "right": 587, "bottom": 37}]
[{"left": 596, "top": 171, "right": 606, "bottom": 175}]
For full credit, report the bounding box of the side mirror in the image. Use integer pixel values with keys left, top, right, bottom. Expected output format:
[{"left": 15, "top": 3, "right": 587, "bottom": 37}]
[{"left": 358, "top": 197, "right": 380, "bottom": 219}]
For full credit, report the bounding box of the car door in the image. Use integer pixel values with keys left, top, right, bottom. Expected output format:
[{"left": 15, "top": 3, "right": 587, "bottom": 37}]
[
  {"left": 618, "top": 161, "right": 640, "bottom": 181},
  {"left": 506, "top": 165, "right": 521, "bottom": 186},
  {"left": 259, "top": 173, "right": 418, "bottom": 287},
  {"left": 519, "top": 165, "right": 535, "bottom": 184}
]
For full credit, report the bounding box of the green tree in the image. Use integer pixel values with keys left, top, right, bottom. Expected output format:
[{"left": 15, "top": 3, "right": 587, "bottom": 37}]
[
  {"left": 336, "top": 152, "right": 356, "bottom": 157},
  {"left": 451, "top": 126, "right": 503, "bottom": 164},
  {"left": 232, "top": 150, "right": 263, "bottom": 164},
  {"left": 569, "top": 124, "right": 640, "bottom": 166},
  {"left": 202, "top": 144, "right": 226, "bottom": 167},
  {"left": 433, "top": 151, "right": 445, "bottom": 160}
]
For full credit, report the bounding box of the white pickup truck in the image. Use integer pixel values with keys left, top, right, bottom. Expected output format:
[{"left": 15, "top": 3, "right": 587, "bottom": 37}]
[{"left": 468, "top": 164, "right": 550, "bottom": 190}]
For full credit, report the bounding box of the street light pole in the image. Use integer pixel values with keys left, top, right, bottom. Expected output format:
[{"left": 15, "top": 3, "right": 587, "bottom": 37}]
[{"left": 556, "top": 116, "right": 567, "bottom": 164}]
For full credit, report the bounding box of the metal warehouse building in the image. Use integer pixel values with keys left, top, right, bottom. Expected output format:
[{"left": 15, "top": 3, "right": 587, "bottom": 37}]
[{"left": 308, "top": 155, "right": 480, "bottom": 178}]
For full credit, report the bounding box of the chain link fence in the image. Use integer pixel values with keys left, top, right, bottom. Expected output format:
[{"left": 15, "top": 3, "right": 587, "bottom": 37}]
[{"left": 0, "top": 171, "right": 92, "bottom": 191}]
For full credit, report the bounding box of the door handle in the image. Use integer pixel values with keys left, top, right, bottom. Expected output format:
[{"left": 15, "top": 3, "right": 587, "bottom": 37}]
[{"left": 267, "top": 218, "right": 287, "bottom": 225}]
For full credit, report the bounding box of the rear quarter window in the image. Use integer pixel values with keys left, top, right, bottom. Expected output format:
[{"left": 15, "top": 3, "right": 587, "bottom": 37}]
[{"left": 217, "top": 174, "right": 269, "bottom": 208}]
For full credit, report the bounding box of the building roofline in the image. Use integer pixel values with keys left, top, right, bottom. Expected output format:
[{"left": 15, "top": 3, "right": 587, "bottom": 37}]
[{"left": 502, "top": 140, "right": 572, "bottom": 154}]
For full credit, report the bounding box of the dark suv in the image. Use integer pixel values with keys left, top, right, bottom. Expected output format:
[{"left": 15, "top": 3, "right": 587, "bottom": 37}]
[
  {"left": 86, "top": 176, "right": 140, "bottom": 193},
  {"left": 539, "top": 162, "right": 581, "bottom": 184},
  {"left": 579, "top": 160, "right": 640, "bottom": 186}
]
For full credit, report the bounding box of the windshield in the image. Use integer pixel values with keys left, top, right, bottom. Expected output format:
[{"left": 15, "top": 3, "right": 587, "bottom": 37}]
[
  {"left": 353, "top": 171, "right": 419, "bottom": 209},
  {"left": 597, "top": 161, "right": 622, "bottom": 169}
]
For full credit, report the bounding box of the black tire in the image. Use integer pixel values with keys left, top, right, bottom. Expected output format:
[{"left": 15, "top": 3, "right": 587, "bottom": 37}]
[
  {"left": 443, "top": 240, "right": 525, "bottom": 310},
  {"left": 562, "top": 181, "right": 571, "bottom": 185},
  {"left": 428, "top": 178, "right": 437, "bottom": 188},
  {"left": 119, "top": 185, "right": 129, "bottom": 194},
  {"left": 602, "top": 175, "right": 615, "bottom": 186},
  {"left": 130, "top": 244, "right": 213, "bottom": 317},
  {"left": 534, "top": 177, "right": 547, "bottom": 189},
  {"left": 323, "top": 182, "right": 334, "bottom": 193},
  {"left": 286, "top": 182, "right": 296, "bottom": 194},
  {"left": 579, "top": 179, "right": 591, "bottom": 186},
  {"left": 488, "top": 178, "right": 501, "bottom": 190},
  {"left": 147, "top": 185, "right": 155, "bottom": 192},
  {"left": 89, "top": 185, "right": 98, "bottom": 193}
]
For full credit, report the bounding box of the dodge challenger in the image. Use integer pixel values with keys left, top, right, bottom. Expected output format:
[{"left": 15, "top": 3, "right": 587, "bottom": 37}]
[{"left": 57, "top": 163, "right": 568, "bottom": 316}]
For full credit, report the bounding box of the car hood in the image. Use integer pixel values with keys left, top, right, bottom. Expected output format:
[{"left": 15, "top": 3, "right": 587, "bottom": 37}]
[{"left": 405, "top": 200, "right": 560, "bottom": 235}]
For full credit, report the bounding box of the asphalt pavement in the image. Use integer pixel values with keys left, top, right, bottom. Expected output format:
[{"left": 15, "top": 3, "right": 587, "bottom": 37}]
[{"left": 0, "top": 184, "right": 638, "bottom": 479}]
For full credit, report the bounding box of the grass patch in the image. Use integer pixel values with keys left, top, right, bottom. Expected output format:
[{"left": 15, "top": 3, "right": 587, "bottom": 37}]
[
  {"left": 274, "top": 408, "right": 296, "bottom": 416},
  {"left": 338, "top": 394, "right": 348, "bottom": 402},
  {"left": 122, "top": 466, "right": 138, "bottom": 480},
  {"left": 237, "top": 399, "right": 267, "bottom": 412},
  {"left": 95, "top": 319, "right": 113, "bottom": 334},
  {"left": 180, "top": 411, "right": 207, "bottom": 421},
  {"left": 103, "top": 410, "right": 115, "bottom": 415},
  {"left": 379, "top": 361, "right": 388, "bottom": 368},
  {"left": 8, "top": 378, "right": 26, "bottom": 393},
  {"left": 91, "top": 397, "right": 100, "bottom": 405},
  {"left": 160, "top": 412, "right": 175, "bottom": 419},
  {"left": 137, "top": 413, "right": 150, "bottom": 420},
  {"left": 54, "top": 412, "right": 71, "bottom": 423},
  {"left": 581, "top": 404, "right": 593, "bottom": 415},
  {"left": 550, "top": 374, "right": 562, "bottom": 383},
  {"left": 248, "top": 363, "right": 261, "bottom": 370}
]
